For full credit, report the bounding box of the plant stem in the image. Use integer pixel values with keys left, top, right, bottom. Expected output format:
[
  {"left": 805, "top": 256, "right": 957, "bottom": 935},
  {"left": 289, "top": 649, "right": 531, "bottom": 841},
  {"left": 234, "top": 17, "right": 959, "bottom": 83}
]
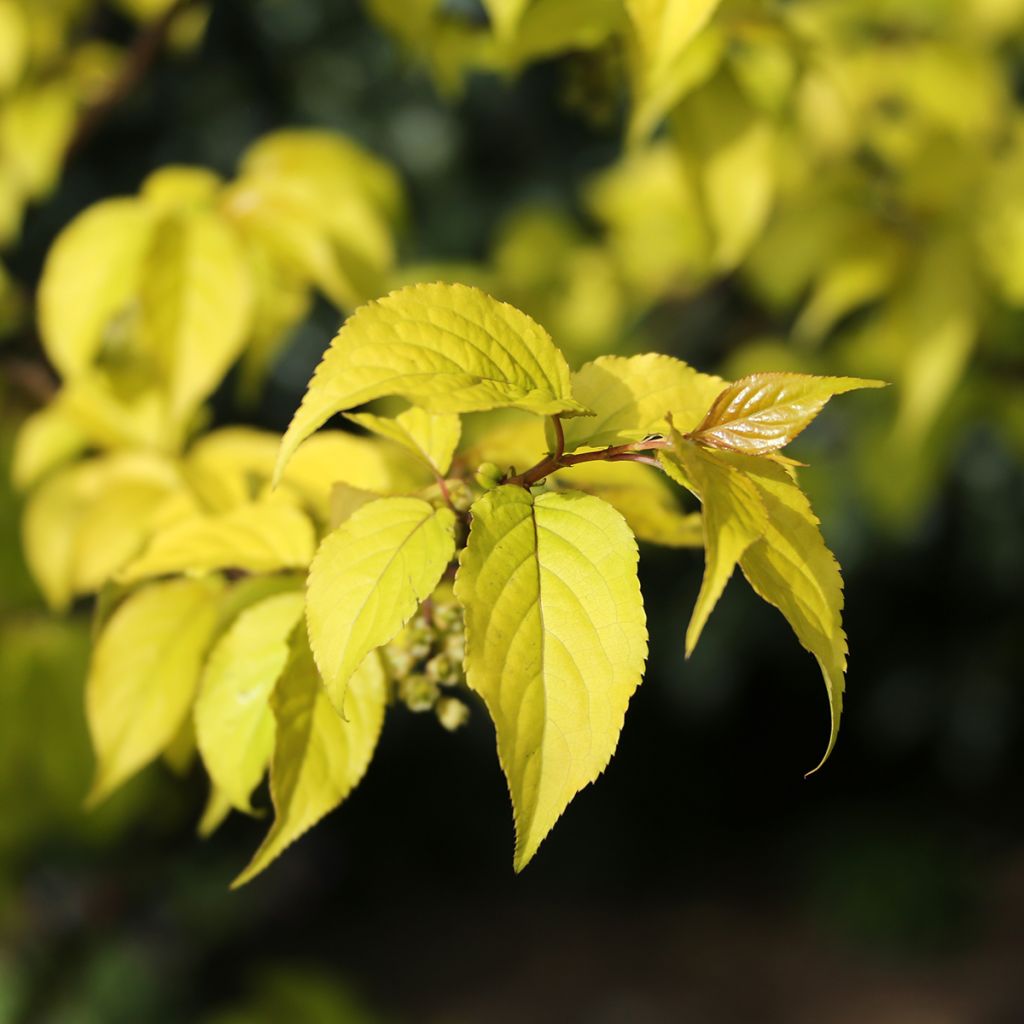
[{"left": 505, "top": 420, "right": 671, "bottom": 488}]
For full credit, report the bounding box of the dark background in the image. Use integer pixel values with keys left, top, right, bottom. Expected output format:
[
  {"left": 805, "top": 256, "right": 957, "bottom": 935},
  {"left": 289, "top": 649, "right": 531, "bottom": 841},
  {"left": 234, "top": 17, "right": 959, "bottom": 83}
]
[{"left": 3, "top": 2, "right": 1024, "bottom": 1021}]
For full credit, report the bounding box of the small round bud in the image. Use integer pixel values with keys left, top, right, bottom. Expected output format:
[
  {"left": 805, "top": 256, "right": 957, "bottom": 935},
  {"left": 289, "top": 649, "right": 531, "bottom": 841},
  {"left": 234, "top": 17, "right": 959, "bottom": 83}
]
[
  {"left": 426, "top": 653, "right": 461, "bottom": 686},
  {"left": 398, "top": 673, "right": 439, "bottom": 713},
  {"left": 444, "top": 631, "right": 466, "bottom": 666},
  {"left": 474, "top": 462, "right": 504, "bottom": 490},
  {"left": 436, "top": 696, "right": 470, "bottom": 732},
  {"left": 381, "top": 643, "right": 415, "bottom": 680}
]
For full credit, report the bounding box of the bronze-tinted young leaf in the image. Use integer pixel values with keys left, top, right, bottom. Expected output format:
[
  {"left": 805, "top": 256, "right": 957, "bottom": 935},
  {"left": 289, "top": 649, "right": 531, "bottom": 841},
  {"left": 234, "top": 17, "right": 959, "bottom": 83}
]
[{"left": 688, "top": 372, "right": 886, "bottom": 455}]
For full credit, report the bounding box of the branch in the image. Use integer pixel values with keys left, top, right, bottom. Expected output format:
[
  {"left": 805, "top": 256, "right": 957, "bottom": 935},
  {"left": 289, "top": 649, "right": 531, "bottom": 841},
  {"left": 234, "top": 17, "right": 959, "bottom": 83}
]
[
  {"left": 68, "top": 0, "right": 199, "bottom": 157},
  {"left": 505, "top": 428, "right": 670, "bottom": 488}
]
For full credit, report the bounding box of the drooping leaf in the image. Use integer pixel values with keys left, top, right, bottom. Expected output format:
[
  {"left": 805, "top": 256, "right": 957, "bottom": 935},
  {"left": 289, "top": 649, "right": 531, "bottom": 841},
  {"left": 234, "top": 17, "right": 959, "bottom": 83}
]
[
  {"left": 195, "top": 590, "right": 305, "bottom": 814},
  {"left": 275, "top": 283, "right": 589, "bottom": 482},
  {"left": 562, "top": 353, "right": 725, "bottom": 451},
  {"left": 735, "top": 456, "right": 847, "bottom": 773},
  {"left": 454, "top": 486, "right": 648, "bottom": 870},
  {"left": 660, "top": 439, "right": 768, "bottom": 654},
  {"left": 346, "top": 407, "right": 461, "bottom": 476},
  {"left": 37, "top": 198, "right": 155, "bottom": 378},
  {"left": 232, "top": 638, "right": 387, "bottom": 887},
  {"left": 663, "top": 436, "right": 848, "bottom": 770},
  {"left": 86, "top": 576, "right": 224, "bottom": 806},
  {"left": 553, "top": 460, "right": 703, "bottom": 548},
  {"left": 306, "top": 496, "right": 456, "bottom": 714},
  {"left": 688, "top": 372, "right": 886, "bottom": 456},
  {"left": 117, "top": 498, "right": 316, "bottom": 583},
  {"left": 139, "top": 207, "right": 253, "bottom": 419}
]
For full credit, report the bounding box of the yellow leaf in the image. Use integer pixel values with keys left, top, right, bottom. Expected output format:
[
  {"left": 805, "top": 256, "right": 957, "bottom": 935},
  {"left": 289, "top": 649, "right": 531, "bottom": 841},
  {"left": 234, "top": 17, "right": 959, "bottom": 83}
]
[
  {"left": 195, "top": 590, "right": 305, "bottom": 813},
  {"left": 198, "top": 785, "right": 233, "bottom": 838},
  {"left": 240, "top": 129, "right": 404, "bottom": 226},
  {"left": 688, "top": 372, "right": 886, "bottom": 456},
  {"left": 663, "top": 435, "right": 848, "bottom": 771},
  {"left": 86, "top": 576, "right": 224, "bottom": 806},
  {"left": 661, "top": 440, "right": 768, "bottom": 655},
  {"left": 37, "top": 198, "right": 155, "bottom": 378},
  {"left": 22, "top": 454, "right": 181, "bottom": 611},
  {"left": 626, "top": 0, "right": 724, "bottom": 143},
  {"left": 735, "top": 456, "right": 847, "bottom": 773},
  {"left": 454, "top": 486, "right": 647, "bottom": 870},
  {"left": 117, "top": 498, "right": 316, "bottom": 583},
  {"left": 0, "top": 0, "right": 28, "bottom": 92},
  {"left": 232, "top": 639, "right": 387, "bottom": 887},
  {"left": 562, "top": 353, "right": 725, "bottom": 451},
  {"left": 346, "top": 406, "right": 461, "bottom": 476},
  {"left": 553, "top": 460, "right": 703, "bottom": 548},
  {"left": 139, "top": 208, "right": 254, "bottom": 419},
  {"left": 483, "top": 0, "right": 532, "bottom": 41},
  {"left": 276, "top": 283, "right": 588, "bottom": 482},
  {"left": 11, "top": 397, "right": 89, "bottom": 491},
  {"left": 307, "top": 497, "right": 456, "bottom": 714},
  {"left": 141, "top": 165, "right": 222, "bottom": 213},
  {"left": 0, "top": 82, "right": 75, "bottom": 198},
  {"left": 673, "top": 77, "right": 777, "bottom": 271}
]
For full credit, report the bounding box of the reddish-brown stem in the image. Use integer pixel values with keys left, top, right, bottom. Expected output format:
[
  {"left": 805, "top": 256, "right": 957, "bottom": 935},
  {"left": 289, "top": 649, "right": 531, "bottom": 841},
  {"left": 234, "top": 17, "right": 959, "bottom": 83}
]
[{"left": 505, "top": 421, "right": 671, "bottom": 489}]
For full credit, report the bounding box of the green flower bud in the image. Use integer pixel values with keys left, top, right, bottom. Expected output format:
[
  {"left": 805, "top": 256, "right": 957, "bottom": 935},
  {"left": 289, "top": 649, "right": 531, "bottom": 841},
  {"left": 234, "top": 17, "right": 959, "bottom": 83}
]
[
  {"left": 398, "top": 673, "right": 439, "bottom": 713},
  {"left": 436, "top": 696, "right": 470, "bottom": 731},
  {"left": 474, "top": 461, "right": 504, "bottom": 490}
]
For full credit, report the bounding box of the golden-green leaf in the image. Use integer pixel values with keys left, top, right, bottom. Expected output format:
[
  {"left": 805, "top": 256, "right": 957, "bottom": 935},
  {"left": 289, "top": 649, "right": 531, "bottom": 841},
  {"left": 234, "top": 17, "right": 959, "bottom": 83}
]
[
  {"left": 454, "top": 486, "right": 648, "bottom": 870},
  {"left": 626, "top": 0, "right": 724, "bottom": 144},
  {"left": 86, "top": 576, "right": 224, "bottom": 806},
  {"left": 37, "top": 198, "right": 155, "bottom": 378},
  {"left": 661, "top": 440, "right": 768, "bottom": 654},
  {"left": 688, "top": 372, "right": 886, "bottom": 456},
  {"left": 22, "top": 454, "right": 180, "bottom": 611},
  {"left": 562, "top": 353, "right": 725, "bottom": 451},
  {"left": 195, "top": 590, "right": 306, "bottom": 814},
  {"left": 553, "top": 460, "right": 703, "bottom": 548},
  {"left": 662, "top": 436, "right": 848, "bottom": 771},
  {"left": 735, "top": 456, "right": 847, "bottom": 773},
  {"left": 139, "top": 207, "right": 253, "bottom": 418},
  {"left": 232, "top": 638, "right": 387, "bottom": 887},
  {"left": 0, "top": 0, "right": 28, "bottom": 92},
  {"left": 117, "top": 498, "right": 316, "bottom": 583},
  {"left": 11, "top": 397, "right": 89, "bottom": 491},
  {"left": 346, "top": 406, "right": 461, "bottom": 476},
  {"left": 275, "top": 283, "right": 589, "bottom": 482},
  {"left": 306, "top": 496, "right": 456, "bottom": 714}
]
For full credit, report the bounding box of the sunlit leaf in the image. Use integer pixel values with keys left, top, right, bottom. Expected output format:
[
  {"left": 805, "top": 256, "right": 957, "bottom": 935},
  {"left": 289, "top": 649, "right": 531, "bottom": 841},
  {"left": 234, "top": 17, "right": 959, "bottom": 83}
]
[
  {"left": 276, "top": 283, "right": 589, "bottom": 482},
  {"left": 563, "top": 353, "right": 725, "bottom": 451},
  {"left": 139, "top": 207, "right": 254, "bottom": 419},
  {"left": 347, "top": 407, "right": 461, "bottom": 477},
  {"left": 688, "top": 372, "right": 886, "bottom": 455},
  {"left": 307, "top": 496, "right": 456, "bottom": 714},
  {"left": 86, "top": 576, "right": 224, "bottom": 806},
  {"left": 37, "top": 199, "right": 155, "bottom": 378},
  {"left": 195, "top": 590, "right": 306, "bottom": 814},
  {"left": 660, "top": 439, "right": 768, "bottom": 654},
  {"left": 454, "top": 486, "right": 647, "bottom": 870},
  {"left": 232, "top": 638, "right": 387, "bottom": 887},
  {"left": 117, "top": 498, "right": 316, "bottom": 583}
]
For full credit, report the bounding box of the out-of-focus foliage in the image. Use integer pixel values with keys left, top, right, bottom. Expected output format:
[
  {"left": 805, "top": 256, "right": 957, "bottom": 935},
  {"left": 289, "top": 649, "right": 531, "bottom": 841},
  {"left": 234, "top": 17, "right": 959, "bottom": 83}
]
[
  {"left": 0, "top": 0, "right": 213, "bottom": 340},
  {"left": 367, "top": 0, "right": 1024, "bottom": 525}
]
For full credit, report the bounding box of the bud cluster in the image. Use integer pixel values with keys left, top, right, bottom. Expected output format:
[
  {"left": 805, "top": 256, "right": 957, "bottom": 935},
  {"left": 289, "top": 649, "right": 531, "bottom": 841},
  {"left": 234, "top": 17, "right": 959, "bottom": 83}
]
[{"left": 380, "top": 583, "right": 470, "bottom": 731}]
